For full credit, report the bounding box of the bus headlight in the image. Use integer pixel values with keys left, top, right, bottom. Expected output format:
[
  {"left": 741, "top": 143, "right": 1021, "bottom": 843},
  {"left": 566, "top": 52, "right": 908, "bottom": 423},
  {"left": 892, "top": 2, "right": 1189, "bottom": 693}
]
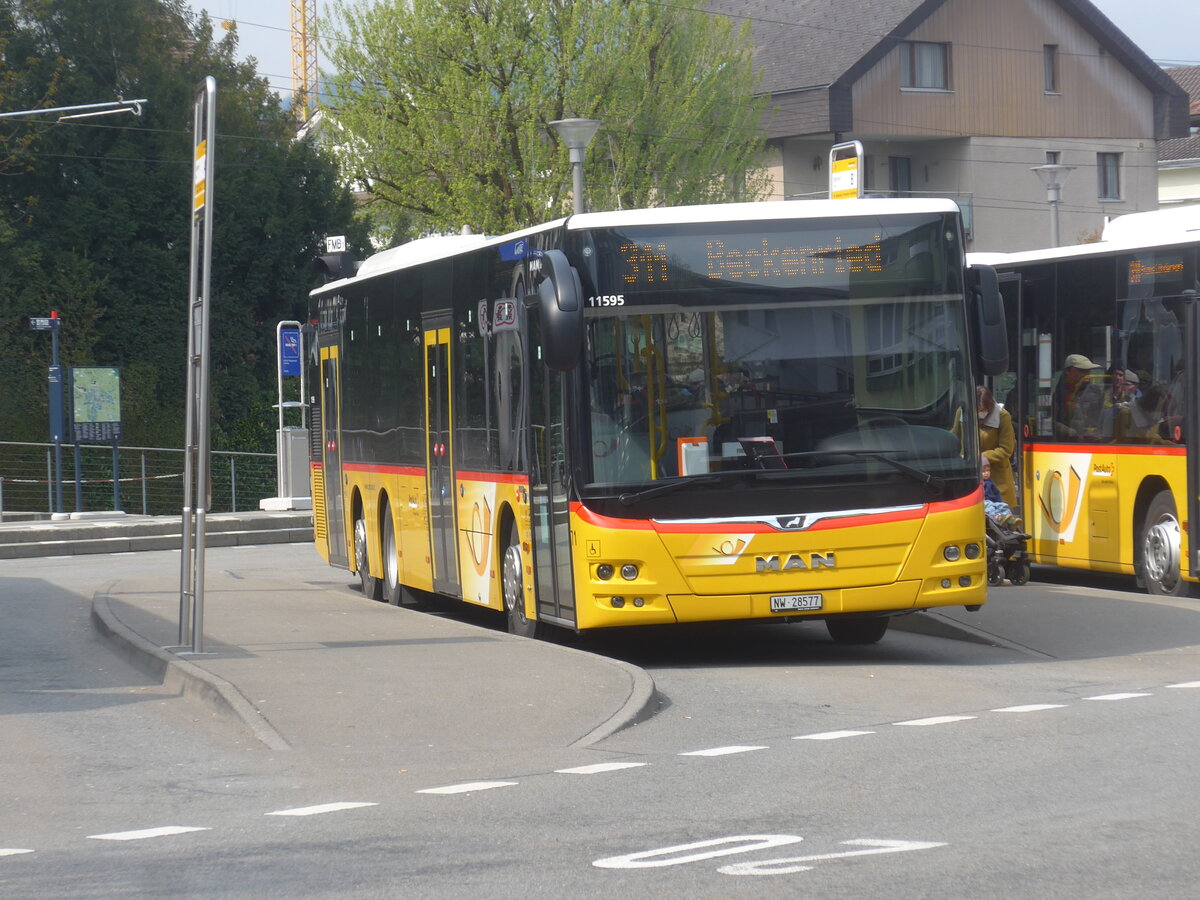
[
  {"left": 621, "top": 564, "right": 639, "bottom": 580},
  {"left": 943, "top": 545, "right": 961, "bottom": 562},
  {"left": 597, "top": 564, "right": 615, "bottom": 581},
  {"left": 964, "top": 543, "right": 981, "bottom": 559}
]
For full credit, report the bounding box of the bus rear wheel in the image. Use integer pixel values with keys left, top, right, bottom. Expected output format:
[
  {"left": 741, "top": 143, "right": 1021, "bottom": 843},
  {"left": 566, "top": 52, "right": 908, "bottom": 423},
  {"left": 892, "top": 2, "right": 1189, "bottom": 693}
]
[
  {"left": 354, "top": 511, "right": 382, "bottom": 602},
  {"left": 381, "top": 503, "right": 427, "bottom": 608},
  {"left": 1141, "top": 491, "right": 1191, "bottom": 597},
  {"left": 825, "top": 616, "right": 890, "bottom": 645},
  {"left": 502, "top": 528, "right": 542, "bottom": 639}
]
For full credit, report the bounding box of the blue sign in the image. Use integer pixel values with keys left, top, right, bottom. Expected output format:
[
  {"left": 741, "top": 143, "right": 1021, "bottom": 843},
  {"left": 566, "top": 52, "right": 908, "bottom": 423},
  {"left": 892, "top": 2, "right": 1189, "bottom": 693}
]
[{"left": 280, "top": 328, "right": 301, "bottom": 376}]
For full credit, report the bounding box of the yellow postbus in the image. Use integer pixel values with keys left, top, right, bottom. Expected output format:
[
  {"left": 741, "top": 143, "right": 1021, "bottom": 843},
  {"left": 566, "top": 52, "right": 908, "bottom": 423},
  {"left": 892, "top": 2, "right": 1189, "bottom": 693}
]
[
  {"left": 308, "top": 199, "right": 1007, "bottom": 643},
  {"left": 971, "top": 206, "right": 1200, "bottom": 596}
]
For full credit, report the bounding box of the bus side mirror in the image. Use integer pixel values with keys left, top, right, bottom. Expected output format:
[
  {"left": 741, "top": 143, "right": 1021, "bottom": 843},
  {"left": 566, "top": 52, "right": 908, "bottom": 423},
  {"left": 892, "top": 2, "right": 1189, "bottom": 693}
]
[
  {"left": 968, "top": 264, "right": 1008, "bottom": 376},
  {"left": 313, "top": 250, "right": 356, "bottom": 283},
  {"left": 536, "top": 249, "right": 583, "bottom": 371}
]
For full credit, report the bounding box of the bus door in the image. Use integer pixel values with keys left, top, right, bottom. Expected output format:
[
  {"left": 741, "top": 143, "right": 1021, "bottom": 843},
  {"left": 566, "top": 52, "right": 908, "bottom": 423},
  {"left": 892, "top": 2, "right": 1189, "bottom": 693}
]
[
  {"left": 1184, "top": 297, "right": 1200, "bottom": 579},
  {"left": 424, "top": 314, "right": 460, "bottom": 597},
  {"left": 998, "top": 273, "right": 1026, "bottom": 510},
  {"left": 528, "top": 328, "right": 576, "bottom": 628},
  {"left": 319, "top": 346, "right": 348, "bottom": 567}
]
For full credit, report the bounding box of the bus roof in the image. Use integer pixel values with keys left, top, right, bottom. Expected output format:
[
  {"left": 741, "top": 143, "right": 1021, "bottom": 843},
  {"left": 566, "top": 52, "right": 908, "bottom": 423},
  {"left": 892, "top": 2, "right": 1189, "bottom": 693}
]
[
  {"left": 968, "top": 204, "right": 1200, "bottom": 269},
  {"left": 319, "top": 197, "right": 963, "bottom": 291},
  {"left": 571, "top": 197, "right": 960, "bottom": 230}
]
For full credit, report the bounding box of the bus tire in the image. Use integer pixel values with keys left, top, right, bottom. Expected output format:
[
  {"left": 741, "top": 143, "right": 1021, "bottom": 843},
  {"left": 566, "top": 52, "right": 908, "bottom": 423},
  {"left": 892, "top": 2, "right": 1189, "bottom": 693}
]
[
  {"left": 1141, "top": 490, "right": 1191, "bottom": 597},
  {"left": 502, "top": 526, "right": 542, "bottom": 639},
  {"left": 381, "top": 502, "right": 403, "bottom": 606},
  {"left": 354, "top": 509, "right": 382, "bottom": 602},
  {"left": 825, "top": 615, "right": 889, "bottom": 645}
]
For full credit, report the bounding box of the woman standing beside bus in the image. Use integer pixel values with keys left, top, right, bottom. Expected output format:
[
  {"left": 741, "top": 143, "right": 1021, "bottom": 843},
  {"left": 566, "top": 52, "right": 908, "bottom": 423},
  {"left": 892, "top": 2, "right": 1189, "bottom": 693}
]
[{"left": 978, "top": 385, "right": 1017, "bottom": 511}]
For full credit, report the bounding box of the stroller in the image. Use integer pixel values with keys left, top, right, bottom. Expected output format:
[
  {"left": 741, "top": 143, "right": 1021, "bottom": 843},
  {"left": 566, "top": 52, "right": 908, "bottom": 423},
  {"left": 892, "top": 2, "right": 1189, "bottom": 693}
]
[{"left": 986, "top": 514, "right": 1031, "bottom": 586}]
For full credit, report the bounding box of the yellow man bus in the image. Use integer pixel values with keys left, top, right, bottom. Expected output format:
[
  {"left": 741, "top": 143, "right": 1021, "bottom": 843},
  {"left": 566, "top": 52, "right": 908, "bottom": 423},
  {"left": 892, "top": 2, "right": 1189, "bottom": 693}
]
[
  {"left": 971, "top": 206, "right": 1200, "bottom": 596},
  {"left": 309, "top": 199, "right": 1007, "bottom": 643}
]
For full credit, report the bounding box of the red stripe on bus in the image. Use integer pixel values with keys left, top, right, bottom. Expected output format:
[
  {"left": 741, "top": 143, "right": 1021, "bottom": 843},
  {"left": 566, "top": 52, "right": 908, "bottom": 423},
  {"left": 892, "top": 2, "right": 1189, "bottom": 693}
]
[
  {"left": 456, "top": 471, "right": 531, "bottom": 485},
  {"left": 1024, "top": 443, "right": 1184, "bottom": 457}
]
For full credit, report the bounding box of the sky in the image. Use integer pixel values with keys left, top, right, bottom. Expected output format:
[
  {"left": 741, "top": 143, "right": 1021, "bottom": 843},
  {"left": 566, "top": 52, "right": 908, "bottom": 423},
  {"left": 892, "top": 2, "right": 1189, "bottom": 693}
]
[{"left": 204, "top": 0, "right": 1200, "bottom": 108}]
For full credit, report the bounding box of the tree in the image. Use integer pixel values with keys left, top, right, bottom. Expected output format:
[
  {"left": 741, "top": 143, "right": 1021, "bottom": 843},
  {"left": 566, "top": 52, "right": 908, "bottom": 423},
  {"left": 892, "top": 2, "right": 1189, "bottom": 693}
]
[
  {"left": 0, "top": 0, "right": 366, "bottom": 451},
  {"left": 323, "top": 0, "right": 770, "bottom": 236}
]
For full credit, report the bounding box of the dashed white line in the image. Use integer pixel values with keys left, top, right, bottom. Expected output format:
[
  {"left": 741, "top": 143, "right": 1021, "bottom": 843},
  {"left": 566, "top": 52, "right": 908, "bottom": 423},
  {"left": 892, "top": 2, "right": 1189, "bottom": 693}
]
[
  {"left": 1167, "top": 681, "right": 1200, "bottom": 689},
  {"left": 265, "top": 802, "right": 378, "bottom": 817},
  {"left": 0, "top": 849, "right": 34, "bottom": 856},
  {"left": 416, "top": 781, "right": 519, "bottom": 795},
  {"left": 992, "top": 704, "right": 1067, "bottom": 713},
  {"left": 893, "top": 715, "right": 977, "bottom": 727},
  {"left": 87, "top": 826, "right": 210, "bottom": 841},
  {"left": 555, "top": 762, "right": 647, "bottom": 775},
  {"left": 793, "top": 730, "right": 876, "bottom": 741},
  {"left": 680, "top": 745, "right": 769, "bottom": 757},
  {"left": 1084, "top": 692, "right": 1152, "bottom": 701}
]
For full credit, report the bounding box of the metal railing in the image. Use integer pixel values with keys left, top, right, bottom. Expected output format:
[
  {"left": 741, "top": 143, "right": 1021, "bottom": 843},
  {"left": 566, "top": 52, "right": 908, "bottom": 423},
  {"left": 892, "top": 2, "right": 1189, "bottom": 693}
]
[{"left": 0, "top": 441, "right": 276, "bottom": 520}]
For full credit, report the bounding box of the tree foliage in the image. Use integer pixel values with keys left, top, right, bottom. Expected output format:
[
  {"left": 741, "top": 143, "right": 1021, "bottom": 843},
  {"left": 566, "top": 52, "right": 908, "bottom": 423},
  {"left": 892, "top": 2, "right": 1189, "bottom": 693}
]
[
  {"left": 0, "top": 0, "right": 366, "bottom": 451},
  {"left": 323, "top": 0, "right": 771, "bottom": 236}
]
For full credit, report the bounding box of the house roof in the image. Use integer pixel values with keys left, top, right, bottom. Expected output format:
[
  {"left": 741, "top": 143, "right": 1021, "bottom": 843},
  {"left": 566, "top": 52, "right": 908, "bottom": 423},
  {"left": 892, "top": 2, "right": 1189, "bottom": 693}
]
[
  {"left": 1160, "top": 65, "right": 1200, "bottom": 163},
  {"left": 709, "top": 0, "right": 1189, "bottom": 139}
]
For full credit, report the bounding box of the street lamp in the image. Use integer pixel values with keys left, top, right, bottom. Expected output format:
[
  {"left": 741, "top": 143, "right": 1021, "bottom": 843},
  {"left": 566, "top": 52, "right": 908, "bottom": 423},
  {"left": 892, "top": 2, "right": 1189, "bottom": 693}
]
[
  {"left": 1031, "top": 163, "right": 1075, "bottom": 247},
  {"left": 549, "top": 117, "right": 602, "bottom": 214}
]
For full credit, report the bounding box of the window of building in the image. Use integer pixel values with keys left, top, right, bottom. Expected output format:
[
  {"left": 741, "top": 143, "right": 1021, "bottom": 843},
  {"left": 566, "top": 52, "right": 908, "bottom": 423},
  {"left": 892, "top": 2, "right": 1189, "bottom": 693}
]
[
  {"left": 1043, "top": 45, "right": 1059, "bottom": 93},
  {"left": 1045, "top": 150, "right": 1061, "bottom": 165},
  {"left": 900, "top": 41, "right": 950, "bottom": 90},
  {"left": 1097, "top": 152, "right": 1121, "bottom": 200},
  {"left": 889, "top": 156, "right": 912, "bottom": 196}
]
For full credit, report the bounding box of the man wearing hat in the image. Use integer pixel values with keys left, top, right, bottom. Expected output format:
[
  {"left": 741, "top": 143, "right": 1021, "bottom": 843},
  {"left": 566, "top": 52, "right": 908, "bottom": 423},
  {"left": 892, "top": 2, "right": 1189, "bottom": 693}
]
[{"left": 1055, "top": 353, "right": 1103, "bottom": 440}]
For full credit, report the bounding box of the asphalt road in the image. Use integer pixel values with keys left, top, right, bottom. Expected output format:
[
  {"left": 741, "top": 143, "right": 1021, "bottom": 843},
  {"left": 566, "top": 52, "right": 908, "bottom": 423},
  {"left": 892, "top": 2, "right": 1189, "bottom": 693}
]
[{"left": 2, "top": 546, "right": 1197, "bottom": 898}]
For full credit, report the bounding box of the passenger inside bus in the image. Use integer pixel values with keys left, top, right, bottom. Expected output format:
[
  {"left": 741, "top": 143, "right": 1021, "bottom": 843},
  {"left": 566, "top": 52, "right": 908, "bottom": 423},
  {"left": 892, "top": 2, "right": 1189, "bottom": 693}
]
[{"left": 1053, "top": 353, "right": 1104, "bottom": 441}]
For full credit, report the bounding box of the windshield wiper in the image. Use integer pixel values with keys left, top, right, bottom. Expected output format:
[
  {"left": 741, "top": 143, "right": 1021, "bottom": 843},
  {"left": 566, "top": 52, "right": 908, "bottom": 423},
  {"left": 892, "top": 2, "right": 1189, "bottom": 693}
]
[
  {"left": 617, "top": 473, "right": 729, "bottom": 506},
  {"left": 781, "top": 449, "right": 947, "bottom": 491}
]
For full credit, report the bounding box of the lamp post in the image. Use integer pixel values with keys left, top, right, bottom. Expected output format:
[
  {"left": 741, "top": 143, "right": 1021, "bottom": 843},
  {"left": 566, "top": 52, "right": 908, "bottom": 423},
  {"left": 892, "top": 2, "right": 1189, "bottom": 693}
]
[
  {"left": 1031, "top": 163, "right": 1075, "bottom": 247},
  {"left": 549, "top": 117, "right": 602, "bottom": 214}
]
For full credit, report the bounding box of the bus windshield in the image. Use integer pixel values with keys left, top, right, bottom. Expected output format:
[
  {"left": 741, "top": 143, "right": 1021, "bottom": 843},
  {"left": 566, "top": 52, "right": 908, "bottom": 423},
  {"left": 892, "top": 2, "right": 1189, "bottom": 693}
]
[{"left": 577, "top": 213, "right": 975, "bottom": 508}]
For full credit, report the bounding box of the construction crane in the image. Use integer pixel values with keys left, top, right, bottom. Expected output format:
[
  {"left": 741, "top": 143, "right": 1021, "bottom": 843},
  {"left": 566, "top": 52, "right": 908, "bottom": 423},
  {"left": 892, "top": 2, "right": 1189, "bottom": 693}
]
[{"left": 291, "top": 0, "right": 318, "bottom": 123}]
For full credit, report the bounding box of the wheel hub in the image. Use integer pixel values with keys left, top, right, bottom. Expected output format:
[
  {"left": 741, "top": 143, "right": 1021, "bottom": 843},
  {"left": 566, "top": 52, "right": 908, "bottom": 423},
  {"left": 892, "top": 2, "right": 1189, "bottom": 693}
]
[{"left": 1144, "top": 517, "right": 1181, "bottom": 589}]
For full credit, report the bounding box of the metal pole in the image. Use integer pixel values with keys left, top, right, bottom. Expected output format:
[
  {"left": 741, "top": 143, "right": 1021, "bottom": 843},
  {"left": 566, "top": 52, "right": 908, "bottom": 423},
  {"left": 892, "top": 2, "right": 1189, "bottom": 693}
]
[
  {"left": 230, "top": 455, "right": 237, "bottom": 512},
  {"left": 50, "top": 318, "right": 64, "bottom": 514},
  {"left": 570, "top": 149, "right": 586, "bottom": 215},
  {"left": 141, "top": 452, "right": 148, "bottom": 515},
  {"left": 73, "top": 439, "right": 82, "bottom": 512},
  {"left": 46, "top": 450, "right": 51, "bottom": 513},
  {"left": 191, "top": 76, "right": 217, "bottom": 654},
  {"left": 112, "top": 441, "right": 121, "bottom": 510}
]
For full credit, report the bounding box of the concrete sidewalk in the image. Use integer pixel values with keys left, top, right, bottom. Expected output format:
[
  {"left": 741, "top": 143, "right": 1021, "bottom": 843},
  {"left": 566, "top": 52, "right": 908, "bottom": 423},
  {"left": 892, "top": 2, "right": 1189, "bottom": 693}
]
[{"left": 90, "top": 566, "right": 658, "bottom": 759}]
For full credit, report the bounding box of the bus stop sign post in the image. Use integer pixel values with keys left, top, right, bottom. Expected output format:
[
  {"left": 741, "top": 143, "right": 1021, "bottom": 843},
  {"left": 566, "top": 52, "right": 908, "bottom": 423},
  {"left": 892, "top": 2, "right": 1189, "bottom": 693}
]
[
  {"left": 30, "top": 313, "right": 65, "bottom": 514},
  {"left": 177, "top": 76, "right": 216, "bottom": 656}
]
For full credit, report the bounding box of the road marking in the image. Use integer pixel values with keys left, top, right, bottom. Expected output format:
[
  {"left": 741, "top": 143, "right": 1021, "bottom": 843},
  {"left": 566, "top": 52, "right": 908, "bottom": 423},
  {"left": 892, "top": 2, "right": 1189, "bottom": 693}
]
[
  {"left": 793, "top": 730, "right": 875, "bottom": 741},
  {"left": 0, "top": 849, "right": 34, "bottom": 856},
  {"left": 265, "top": 802, "right": 378, "bottom": 817},
  {"left": 893, "top": 715, "right": 976, "bottom": 727},
  {"left": 992, "top": 704, "right": 1067, "bottom": 713},
  {"left": 416, "top": 781, "right": 518, "bottom": 795},
  {"left": 594, "top": 835, "right": 805, "bottom": 869},
  {"left": 88, "top": 826, "right": 210, "bottom": 841},
  {"left": 680, "top": 745, "right": 768, "bottom": 757},
  {"left": 555, "top": 762, "right": 647, "bottom": 775},
  {"left": 718, "top": 839, "right": 948, "bottom": 875},
  {"left": 1084, "top": 692, "right": 1152, "bottom": 701},
  {"left": 1167, "top": 681, "right": 1200, "bottom": 689}
]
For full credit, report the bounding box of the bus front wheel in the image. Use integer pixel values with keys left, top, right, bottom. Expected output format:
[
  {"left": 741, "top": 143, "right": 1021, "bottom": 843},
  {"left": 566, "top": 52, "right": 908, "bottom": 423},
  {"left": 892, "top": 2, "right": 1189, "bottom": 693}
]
[
  {"left": 502, "top": 528, "right": 542, "bottom": 639},
  {"left": 354, "top": 511, "right": 382, "bottom": 602},
  {"left": 1141, "top": 491, "right": 1192, "bottom": 597},
  {"left": 825, "top": 615, "right": 889, "bottom": 644}
]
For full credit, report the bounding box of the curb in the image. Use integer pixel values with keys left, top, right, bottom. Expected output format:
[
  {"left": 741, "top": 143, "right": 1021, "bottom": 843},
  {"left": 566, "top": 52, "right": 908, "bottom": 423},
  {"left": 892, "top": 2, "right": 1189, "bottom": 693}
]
[
  {"left": 90, "top": 585, "right": 292, "bottom": 751},
  {"left": 567, "top": 652, "right": 659, "bottom": 747}
]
